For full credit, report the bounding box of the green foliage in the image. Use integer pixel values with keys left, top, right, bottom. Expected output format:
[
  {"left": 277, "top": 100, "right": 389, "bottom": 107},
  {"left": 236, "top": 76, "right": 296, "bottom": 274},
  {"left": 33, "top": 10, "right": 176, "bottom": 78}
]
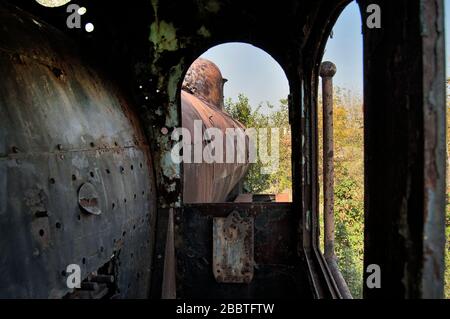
[
  {"left": 225, "top": 94, "right": 292, "bottom": 195},
  {"left": 225, "top": 94, "right": 269, "bottom": 129},
  {"left": 334, "top": 173, "right": 364, "bottom": 298}
]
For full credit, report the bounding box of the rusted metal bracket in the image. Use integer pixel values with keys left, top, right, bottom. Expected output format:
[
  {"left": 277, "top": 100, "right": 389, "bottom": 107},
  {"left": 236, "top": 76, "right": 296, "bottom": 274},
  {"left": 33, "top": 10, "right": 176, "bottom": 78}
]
[{"left": 213, "top": 211, "right": 254, "bottom": 284}]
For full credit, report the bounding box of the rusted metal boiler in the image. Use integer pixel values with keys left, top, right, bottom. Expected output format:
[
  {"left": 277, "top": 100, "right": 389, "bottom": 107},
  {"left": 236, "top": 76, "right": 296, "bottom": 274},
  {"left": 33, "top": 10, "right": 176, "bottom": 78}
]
[
  {"left": 0, "top": 4, "right": 157, "bottom": 298},
  {"left": 182, "top": 58, "right": 250, "bottom": 203},
  {"left": 0, "top": 2, "right": 251, "bottom": 299}
]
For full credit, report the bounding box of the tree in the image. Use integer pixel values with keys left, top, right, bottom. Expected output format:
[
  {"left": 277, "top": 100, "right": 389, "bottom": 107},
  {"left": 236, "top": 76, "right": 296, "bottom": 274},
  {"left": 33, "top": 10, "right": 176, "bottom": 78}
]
[{"left": 225, "top": 94, "right": 291, "bottom": 195}]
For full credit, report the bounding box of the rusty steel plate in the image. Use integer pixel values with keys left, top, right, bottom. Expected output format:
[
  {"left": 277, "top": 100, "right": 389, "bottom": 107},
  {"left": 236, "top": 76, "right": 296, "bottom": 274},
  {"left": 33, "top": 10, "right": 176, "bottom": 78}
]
[
  {"left": 78, "top": 183, "right": 101, "bottom": 215},
  {"left": 213, "top": 211, "right": 254, "bottom": 284}
]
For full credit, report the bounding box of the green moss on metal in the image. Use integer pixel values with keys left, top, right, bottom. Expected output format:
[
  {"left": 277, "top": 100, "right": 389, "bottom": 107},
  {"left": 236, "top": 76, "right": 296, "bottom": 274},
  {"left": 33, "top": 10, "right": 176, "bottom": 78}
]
[
  {"left": 149, "top": 0, "right": 179, "bottom": 54},
  {"left": 161, "top": 149, "right": 180, "bottom": 179},
  {"left": 168, "top": 62, "right": 184, "bottom": 101},
  {"left": 153, "top": 61, "right": 184, "bottom": 128},
  {"left": 149, "top": 20, "right": 179, "bottom": 53}
]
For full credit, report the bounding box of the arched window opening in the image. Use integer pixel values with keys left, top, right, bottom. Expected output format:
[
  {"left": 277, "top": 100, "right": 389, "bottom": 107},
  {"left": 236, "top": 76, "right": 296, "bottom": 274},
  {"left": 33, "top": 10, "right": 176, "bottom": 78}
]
[
  {"left": 318, "top": 1, "right": 364, "bottom": 298},
  {"left": 180, "top": 43, "right": 291, "bottom": 204}
]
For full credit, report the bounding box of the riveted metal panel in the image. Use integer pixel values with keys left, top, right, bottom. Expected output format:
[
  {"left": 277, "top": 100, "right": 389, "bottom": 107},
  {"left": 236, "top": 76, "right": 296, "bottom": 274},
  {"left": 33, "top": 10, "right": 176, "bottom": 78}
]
[
  {"left": 175, "top": 203, "right": 312, "bottom": 299},
  {"left": 0, "top": 4, "right": 157, "bottom": 299}
]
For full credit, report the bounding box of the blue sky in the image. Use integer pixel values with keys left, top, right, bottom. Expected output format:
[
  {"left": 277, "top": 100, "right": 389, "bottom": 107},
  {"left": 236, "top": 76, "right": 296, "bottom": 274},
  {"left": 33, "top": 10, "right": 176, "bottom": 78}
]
[
  {"left": 201, "top": 42, "right": 289, "bottom": 111},
  {"left": 322, "top": 1, "right": 363, "bottom": 94},
  {"left": 201, "top": 0, "right": 450, "bottom": 109}
]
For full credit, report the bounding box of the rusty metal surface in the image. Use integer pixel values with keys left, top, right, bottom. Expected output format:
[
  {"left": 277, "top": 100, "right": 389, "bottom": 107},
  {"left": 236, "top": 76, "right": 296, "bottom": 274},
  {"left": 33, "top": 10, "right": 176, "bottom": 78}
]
[
  {"left": 358, "top": 0, "right": 446, "bottom": 299},
  {"left": 213, "top": 211, "right": 254, "bottom": 283},
  {"left": 234, "top": 194, "right": 253, "bottom": 203},
  {"left": 162, "top": 208, "right": 176, "bottom": 299},
  {"left": 182, "top": 59, "right": 250, "bottom": 203},
  {"left": 0, "top": 4, "right": 157, "bottom": 298},
  {"left": 182, "top": 58, "right": 227, "bottom": 110},
  {"left": 420, "top": 0, "right": 446, "bottom": 299},
  {"left": 175, "top": 203, "right": 312, "bottom": 298},
  {"left": 2, "top": 0, "right": 445, "bottom": 300}
]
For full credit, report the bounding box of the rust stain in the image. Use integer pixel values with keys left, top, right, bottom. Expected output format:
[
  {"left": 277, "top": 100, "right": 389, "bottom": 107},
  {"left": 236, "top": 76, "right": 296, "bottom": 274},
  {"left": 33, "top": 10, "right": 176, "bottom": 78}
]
[
  {"left": 213, "top": 211, "right": 254, "bottom": 284},
  {"left": 182, "top": 58, "right": 250, "bottom": 203}
]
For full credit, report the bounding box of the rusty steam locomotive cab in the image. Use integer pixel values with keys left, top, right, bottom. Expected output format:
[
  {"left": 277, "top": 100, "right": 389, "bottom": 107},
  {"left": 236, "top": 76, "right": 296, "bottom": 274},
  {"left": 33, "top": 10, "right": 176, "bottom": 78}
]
[
  {"left": 0, "top": 0, "right": 445, "bottom": 301},
  {"left": 0, "top": 2, "right": 331, "bottom": 300},
  {"left": 0, "top": 4, "right": 157, "bottom": 298}
]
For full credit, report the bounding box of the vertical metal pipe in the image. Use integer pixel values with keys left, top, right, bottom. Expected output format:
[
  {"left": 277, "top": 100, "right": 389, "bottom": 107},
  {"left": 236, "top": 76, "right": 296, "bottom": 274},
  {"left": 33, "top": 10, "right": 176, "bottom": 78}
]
[
  {"left": 162, "top": 208, "right": 176, "bottom": 299},
  {"left": 320, "top": 62, "right": 352, "bottom": 299},
  {"left": 320, "top": 61, "right": 337, "bottom": 260}
]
